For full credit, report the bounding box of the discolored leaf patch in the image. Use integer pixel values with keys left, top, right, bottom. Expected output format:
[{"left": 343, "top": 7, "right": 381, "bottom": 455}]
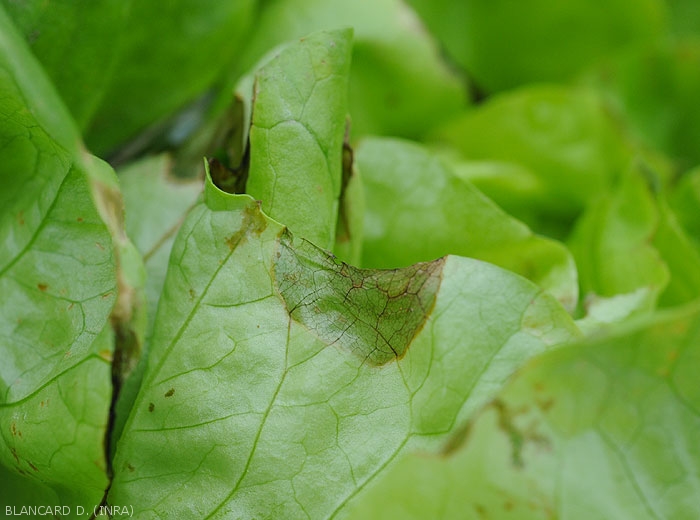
[{"left": 274, "top": 230, "right": 444, "bottom": 365}]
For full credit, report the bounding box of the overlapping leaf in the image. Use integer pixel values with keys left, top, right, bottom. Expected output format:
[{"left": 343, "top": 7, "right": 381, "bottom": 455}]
[
  {"left": 119, "top": 154, "right": 202, "bottom": 326},
  {"left": 1, "top": 0, "right": 130, "bottom": 127},
  {"left": 109, "top": 30, "right": 579, "bottom": 518},
  {"left": 569, "top": 167, "right": 700, "bottom": 327},
  {"left": 0, "top": 6, "right": 116, "bottom": 512},
  {"left": 431, "top": 86, "right": 634, "bottom": 238},
  {"left": 242, "top": 29, "right": 352, "bottom": 250},
  {"left": 85, "top": 0, "right": 258, "bottom": 156},
  {"left": 0, "top": 7, "right": 145, "bottom": 514},
  {"left": 356, "top": 137, "right": 578, "bottom": 311},
  {"left": 344, "top": 304, "right": 700, "bottom": 519},
  {"left": 233, "top": 0, "right": 467, "bottom": 140}
]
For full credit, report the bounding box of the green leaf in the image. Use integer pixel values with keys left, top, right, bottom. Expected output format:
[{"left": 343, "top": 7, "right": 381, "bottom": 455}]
[
  {"left": 670, "top": 166, "right": 700, "bottom": 248},
  {"left": 666, "top": 0, "right": 700, "bottom": 37},
  {"left": 588, "top": 41, "right": 700, "bottom": 172},
  {"left": 85, "top": 0, "right": 258, "bottom": 156},
  {"left": 242, "top": 29, "right": 352, "bottom": 250},
  {"left": 343, "top": 303, "right": 700, "bottom": 519},
  {"left": 568, "top": 167, "right": 700, "bottom": 316},
  {"left": 407, "top": 0, "right": 666, "bottom": 93},
  {"left": 0, "top": 6, "right": 116, "bottom": 510},
  {"left": 654, "top": 200, "right": 700, "bottom": 307},
  {"left": 108, "top": 169, "right": 579, "bottom": 517},
  {"left": 118, "top": 154, "right": 203, "bottom": 328},
  {"left": 568, "top": 169, "right": 669, "bottom": 307},
  {"left": 0, "top": 6, "right": 147, "bottom": 512},
  {"left": 1, "top": 0, "right": 130, "bottom": 128},
  {"left": 234, "top": 0, "right": 467, "bottom": 140},
  {"left": 0, "top": 463, "right": 61, "bottom": 514},
  {"left": 432, "top": 86, "right": 634, "bottom": 236},
  {"left": 357, "top": 137, "right": 578, "bottom": 312}
]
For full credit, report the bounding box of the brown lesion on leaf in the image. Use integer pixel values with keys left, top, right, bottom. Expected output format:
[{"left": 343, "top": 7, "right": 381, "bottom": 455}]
[
  {"left": 225, "top": 200, "right": 268, "bottom": 251},
  {"left": 37, "top": 283, "right": 48, "bottom": 292},
  {"left": 536, "top": 397, "right": 555, "bottom": 412},
  {"left": 164, "top": 388, "right": 175, "bottom": 398},
  {"left": 493, "top": 399, "right": 526, "bottom": 468},
  {"left": 492, "top": 398, "right": 553, "bottom": 469},
  {"left": 439, "top": 419, "right": 474, "bottom": 457},
  {"left": 335, "top": 118, "right": 356, "bottom": 247},
  {"left": 441, "top": 394, "right": 554, "bottom": 468},
  {"left": 273, "top": 230, "right": 445, "bottom": 366},
  {"left": 148, "top": 402, "right": 155, "bottom": 412}
]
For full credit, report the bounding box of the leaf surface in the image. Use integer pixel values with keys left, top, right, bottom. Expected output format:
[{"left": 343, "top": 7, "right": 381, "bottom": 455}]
[
  {"left": 343, "top": 304, "right": 700, "bottom": 519},
  {"left": 407, "top": 0, "right": 665, "bottom": 93},
  {"left": 357, "top": 137, "right": 578, "bottom": 312},
  {"left": 85, "top": 0, "right": 258, "bottom": 156},
  {"left": 243, "top": 29, "right": 352, "bottom": 250},
  {"left": 234, "top": 0, "right": 466, "bottom": 140},
  {"left": 118, "top": 154, "right": 202, "bottom": 327},
  {"left": 569, "top": 168, "right": 700, "bottom": 319},
  {"left": 109, "top": 174, "right": 579, "bottom": 517},
  {"left": 588, "top": 41, "right": 700, "bottom": 172},
  {"left": 1, "top": 0, "right": 130, "bottom": 127},
  {"left": 0, "top": 6, "right": 117, "bottom": 511},
  {"left": 432, "top": 86, "right": 634, "bottom": 236}
]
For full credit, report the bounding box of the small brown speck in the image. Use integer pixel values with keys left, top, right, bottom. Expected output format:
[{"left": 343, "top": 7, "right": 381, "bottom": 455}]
[
  {"left": 164, "top": 388, "right": 175, "bottom": 398},
  {"left": 148, "top": 403, "right": 154, "bottom": 412},
  {"left": 37, "top": 283, "right": 48, "bottom": 292},
  {"left": 77, "top": 217, "right": 84, "bottom": 222},
  {"left": 127, "top": 463, "right": 135, "bottom": 472}
]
